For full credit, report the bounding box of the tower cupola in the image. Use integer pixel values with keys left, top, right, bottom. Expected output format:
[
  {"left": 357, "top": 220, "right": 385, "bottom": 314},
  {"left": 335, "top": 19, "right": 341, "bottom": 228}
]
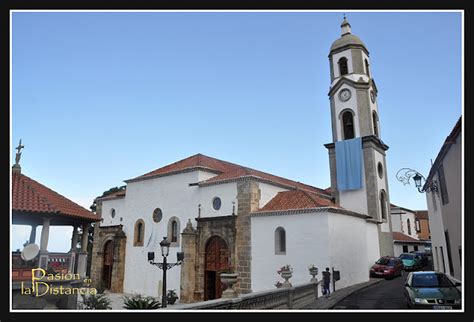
[{"left": 341, "top": 16, "right": 351, "bottom": 35}]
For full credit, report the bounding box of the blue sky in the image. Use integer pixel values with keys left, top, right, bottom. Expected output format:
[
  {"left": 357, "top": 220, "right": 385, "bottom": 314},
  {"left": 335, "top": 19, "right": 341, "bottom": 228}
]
[{"left": 11, "top": 11, "right": 462, "bottom": 252}]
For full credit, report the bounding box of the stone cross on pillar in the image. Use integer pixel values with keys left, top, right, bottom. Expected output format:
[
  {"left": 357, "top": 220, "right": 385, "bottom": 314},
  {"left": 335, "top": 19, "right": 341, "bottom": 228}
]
[
  {"left": 12, "top": 139, "right": 25, "bottom": 172},
  {"left": 15, "top": 139, "right": 25, "bottom": 164}
]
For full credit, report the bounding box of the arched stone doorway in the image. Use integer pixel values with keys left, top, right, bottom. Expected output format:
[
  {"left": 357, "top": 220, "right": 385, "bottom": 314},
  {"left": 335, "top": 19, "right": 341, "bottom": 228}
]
[
  {"left": 102, "top": 240, "right": 114, "bottom": 289},
  {"left": 204, "top": 236, "right": 230, "bottom": 300}
]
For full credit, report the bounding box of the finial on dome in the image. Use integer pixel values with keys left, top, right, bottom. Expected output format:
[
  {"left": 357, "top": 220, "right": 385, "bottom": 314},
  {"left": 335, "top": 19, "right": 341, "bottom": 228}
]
[{"left": 341, "top": 15, "right": 351, "bottom": 36}]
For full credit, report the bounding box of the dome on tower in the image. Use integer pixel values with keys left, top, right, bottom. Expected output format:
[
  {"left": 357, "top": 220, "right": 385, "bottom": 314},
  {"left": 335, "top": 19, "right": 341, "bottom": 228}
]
[
  {"left": 330, "top": 34, "right": 367, "bottom": 52},
  {"left": 330, "top": 17, "right": 368, "bottom": 53}
]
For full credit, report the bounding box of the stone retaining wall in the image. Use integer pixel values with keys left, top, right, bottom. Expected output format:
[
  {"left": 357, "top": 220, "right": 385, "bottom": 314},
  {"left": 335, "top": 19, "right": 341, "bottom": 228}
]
[{"left": 177, "top": 281, "right": 320, "bottom": 310}]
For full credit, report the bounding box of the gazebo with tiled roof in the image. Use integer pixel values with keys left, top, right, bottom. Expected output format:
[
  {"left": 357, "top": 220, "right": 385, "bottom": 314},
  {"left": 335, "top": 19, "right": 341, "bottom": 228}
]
[{"left": 11, "top": 141, "right": 100, "bottom": 281}]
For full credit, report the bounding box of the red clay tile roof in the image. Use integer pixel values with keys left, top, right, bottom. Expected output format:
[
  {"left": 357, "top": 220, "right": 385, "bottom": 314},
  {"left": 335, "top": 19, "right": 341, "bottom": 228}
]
[
  {"left": 129, "top": 153, "right": 330, "bottom": 196},
  {"left": 392, "top": 232, "right": 421, "bottom": 243},
  {"left": 258, "top": 190, "right": 339, "bottom": 212},
  {"left": 414, "top": 210, "right": 429, "bottom": 220},
  {"left": 12, "top": 170, "right": 99, "bottom": 221}
]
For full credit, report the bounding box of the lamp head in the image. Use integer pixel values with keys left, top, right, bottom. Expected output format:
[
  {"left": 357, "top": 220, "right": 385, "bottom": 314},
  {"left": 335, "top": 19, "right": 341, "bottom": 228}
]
[
  {"left": 148, "top": 251, "right": 155, "bottom": 262},
  {"left": 160, "top": 237, "right": 170, "bottom": 257},
  {"left": 412, "top": 172, "right": 423, "bottom": 189},
  {"left": 177, "top": 252, "right": 185, "bottom": 263}
]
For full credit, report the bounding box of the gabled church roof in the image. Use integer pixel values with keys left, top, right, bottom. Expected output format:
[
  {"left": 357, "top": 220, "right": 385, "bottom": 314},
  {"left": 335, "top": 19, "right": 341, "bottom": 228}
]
[
  {"left": 258, "top": 189, "right": 339, "bottom": 212},
  {"left": 12, "top": 170, "right": 99, "bottom": 221},
  {"left": 127, "top": 153, "right": 331, "bottom": 197}
]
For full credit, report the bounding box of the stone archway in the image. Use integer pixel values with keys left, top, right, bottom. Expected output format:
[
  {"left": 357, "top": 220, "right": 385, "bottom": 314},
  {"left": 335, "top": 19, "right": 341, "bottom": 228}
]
[
  {"left": 90, "top": 225, "right": 126, "bottom": 293},
  {"left": 204, "top": 235, "right": 230, "bottom": 300},
  {"left": 102, "top": 240, "right": 114, "bottom": 289}
]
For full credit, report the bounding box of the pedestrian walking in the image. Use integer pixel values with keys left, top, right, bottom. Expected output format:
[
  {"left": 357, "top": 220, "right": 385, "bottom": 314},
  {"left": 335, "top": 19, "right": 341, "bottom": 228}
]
[{"left": 322, "top": 267, "right": 331, "bottom": 298}]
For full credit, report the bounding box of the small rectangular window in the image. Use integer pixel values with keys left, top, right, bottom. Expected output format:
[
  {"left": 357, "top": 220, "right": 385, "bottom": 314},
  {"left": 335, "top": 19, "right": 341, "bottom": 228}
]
[
  {"left": 403, "top": 245, "right": 408, "bottom": 253},
  {"left": 440, "top": 246, "right": 446, "bottom": 273},
  {"left": 438, "top": 164, "right": 449, "bottom": 205}
]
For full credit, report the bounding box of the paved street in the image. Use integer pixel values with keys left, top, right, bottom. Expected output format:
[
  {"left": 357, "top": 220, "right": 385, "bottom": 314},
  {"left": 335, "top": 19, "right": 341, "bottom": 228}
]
[
  {"left": 333, "top": 274, "right": 407, "bottom": 309},
  {"left": 333, "top": 261, "right": 434, "bottom": 310}
]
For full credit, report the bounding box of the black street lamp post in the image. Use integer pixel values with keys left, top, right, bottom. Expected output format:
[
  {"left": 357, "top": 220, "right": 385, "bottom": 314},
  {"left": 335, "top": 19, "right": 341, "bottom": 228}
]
[
  {"left": 396, "top": 168, "right": 438, "bottom": 193},
  {"left": 148, "top": 237, "right": 184, "bottom": 308}
]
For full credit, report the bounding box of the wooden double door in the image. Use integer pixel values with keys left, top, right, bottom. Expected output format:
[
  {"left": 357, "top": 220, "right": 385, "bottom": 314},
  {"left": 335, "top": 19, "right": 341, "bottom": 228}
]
[
  {"left": 204, "top": 236, "right": 230, "bottom": 300},
  {"left": 102, "top": 240, "right": 114, "bottom": 289}
]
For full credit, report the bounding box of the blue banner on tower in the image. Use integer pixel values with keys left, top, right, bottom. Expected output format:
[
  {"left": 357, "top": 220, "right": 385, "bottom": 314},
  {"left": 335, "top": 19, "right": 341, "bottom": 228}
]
[{"left": 335, "top": 137, "right": 363, "bottom": 191}]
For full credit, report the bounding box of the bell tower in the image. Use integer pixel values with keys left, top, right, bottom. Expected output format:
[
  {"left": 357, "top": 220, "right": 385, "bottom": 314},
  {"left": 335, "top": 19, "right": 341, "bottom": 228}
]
[{"left": 324, "top": 17, "right": 394, "bottom": 256}]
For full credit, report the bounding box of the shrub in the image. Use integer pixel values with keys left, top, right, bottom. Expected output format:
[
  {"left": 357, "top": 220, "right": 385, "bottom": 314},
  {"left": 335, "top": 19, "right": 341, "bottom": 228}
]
[
  {"left": 123, "top": 294, "right": 161, "bottom": 309},
  {"left": 95, "top": 280, "right": 106, "bottom": 294},
  {"left": 81, "top": 293, "right": 111, "bottom": 310},
  {"left": 167, "top": 290, "right": 178, "bottom": 305}
]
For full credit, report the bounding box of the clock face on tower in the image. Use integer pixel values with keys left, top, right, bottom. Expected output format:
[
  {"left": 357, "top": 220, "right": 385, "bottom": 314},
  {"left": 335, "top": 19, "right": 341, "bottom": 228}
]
[
  {"left": 370, "top": 90, "right": 376, "bottom": 103},
  {"left": 339, "top": 89, "right": 351, "bottom": 102}
]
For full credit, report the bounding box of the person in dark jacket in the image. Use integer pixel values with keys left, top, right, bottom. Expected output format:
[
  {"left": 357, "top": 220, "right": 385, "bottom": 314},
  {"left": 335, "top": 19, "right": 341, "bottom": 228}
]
[{"left": 322, "top": 267, "right": 331, "bottom": 298}]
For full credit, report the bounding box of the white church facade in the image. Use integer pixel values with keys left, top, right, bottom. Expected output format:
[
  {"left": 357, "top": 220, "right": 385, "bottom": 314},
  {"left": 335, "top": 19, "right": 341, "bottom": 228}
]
[{"left": 90, "top": 18, "right": 394, "bottom": 302}]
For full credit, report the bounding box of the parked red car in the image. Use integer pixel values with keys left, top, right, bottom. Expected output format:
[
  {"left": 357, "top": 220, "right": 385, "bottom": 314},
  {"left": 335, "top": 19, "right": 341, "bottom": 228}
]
[{"left": 370, "top": 256, "right": 404, "bottom": 279}]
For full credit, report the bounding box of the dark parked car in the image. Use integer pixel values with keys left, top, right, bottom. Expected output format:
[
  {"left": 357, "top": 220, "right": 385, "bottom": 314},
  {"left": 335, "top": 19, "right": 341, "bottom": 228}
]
[
  {"left": 370, "top": 256, "right": 404, "bottom": 279},
  {"left": 410, "top": 251, "right": 429, "bottom": 266},
  {"left": 399, "top": 253, "right": 422, "bottom": 270},
  {"left": 404, "top": 271, "right": 461, "bottom": 309}
]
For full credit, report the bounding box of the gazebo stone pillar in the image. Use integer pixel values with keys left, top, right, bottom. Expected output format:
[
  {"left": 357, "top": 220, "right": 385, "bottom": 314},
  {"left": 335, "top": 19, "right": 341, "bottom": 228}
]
[
  {"left": 69, "top": 225, "right": 79, "bottom": 273},
  {"left": 38, "top": 217, "right": 51, "bottom": 270},
  {"left": 76, "top": 224, "right": 90, "bottom": 278},
  {"left": 29, "top": 224, "right": 37, "bottom": 244}
]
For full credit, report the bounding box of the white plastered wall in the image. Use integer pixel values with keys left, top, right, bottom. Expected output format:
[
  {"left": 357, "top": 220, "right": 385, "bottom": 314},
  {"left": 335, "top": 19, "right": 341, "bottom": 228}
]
[
  {"left": 328, "top": 213, "right": 375, "bottom": 290},
  {"left": 99, "top": 170, "right": 238, "bottom": 298},
  {"left": 251, "top": 211, "right": 379, "bottom": 295},
  {"left": 425, "top": 172, "right": 448, "bottom": 273},
  {"left": 250, "top": 212, "right": 330, "bottom": 294}
]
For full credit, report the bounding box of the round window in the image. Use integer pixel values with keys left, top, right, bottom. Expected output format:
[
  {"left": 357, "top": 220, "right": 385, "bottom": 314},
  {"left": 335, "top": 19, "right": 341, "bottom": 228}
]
[
  {"left": 212, "top": 197, "right": 222, "bottom": 211},
  {"left": 153, "top": 208, "right": 163, "bottom": 223},
  {"left": 111, "top": 209, "right": 116, "bottom": 218},
  {"left": 377, "top": 162, "right": 384, "bottom": 179}
]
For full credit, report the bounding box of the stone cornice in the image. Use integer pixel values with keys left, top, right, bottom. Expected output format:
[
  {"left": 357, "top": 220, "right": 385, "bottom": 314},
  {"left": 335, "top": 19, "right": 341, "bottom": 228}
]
[
  {"left": 324, "top": 135, "right": 389, "bottom": 153},
  {"left": 198, "top": 175, "right": 332, "bottom": 200},
  {"left": 366, "top": 217, "right": 382, "bottom": 224},
  {"left": 251, "top": 206, "right": 369, "bottom": 220},
  {"left": 196, "top": 215, "right": 236, "bottom": 222},
  {"left": 328, "top": 43, "right": 370, "bottom": 57},
  {"left": 328, "top": 77, "right": 372, "bottom": 98}
]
